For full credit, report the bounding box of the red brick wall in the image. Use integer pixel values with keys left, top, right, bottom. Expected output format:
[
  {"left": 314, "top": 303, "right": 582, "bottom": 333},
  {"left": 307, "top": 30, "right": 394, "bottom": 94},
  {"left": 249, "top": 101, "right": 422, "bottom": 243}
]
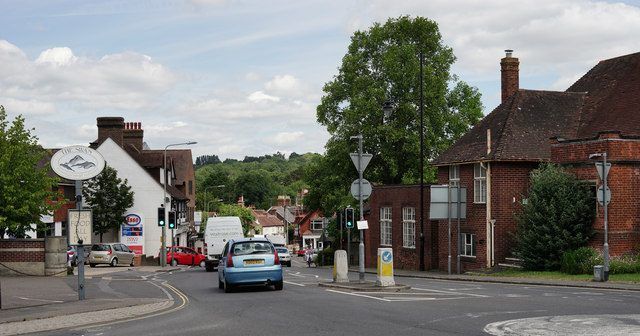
[
  {"left": 0, "top": 239, "right": 46, "bottom": 262},
  {"left": 436, "top": 162, "right": 536, "bottom": 271},
  {"left": 552, "top": 133, "right": 640, "bottom": 255},
  {"left": 365, "top": 185, "right": 433, "bottom": 270}
]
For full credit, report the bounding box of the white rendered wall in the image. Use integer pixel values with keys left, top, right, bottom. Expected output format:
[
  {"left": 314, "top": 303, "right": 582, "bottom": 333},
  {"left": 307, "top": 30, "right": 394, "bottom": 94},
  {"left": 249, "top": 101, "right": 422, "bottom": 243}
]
[{"left": 97, "top": 138, "right": 165, "bottom": 257}]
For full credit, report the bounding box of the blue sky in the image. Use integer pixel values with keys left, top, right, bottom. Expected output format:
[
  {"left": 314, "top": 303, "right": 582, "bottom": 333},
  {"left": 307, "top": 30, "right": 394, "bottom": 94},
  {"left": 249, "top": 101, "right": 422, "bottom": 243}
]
[{"left": 1, "top": 0, "right": 639, "bottom": 159}]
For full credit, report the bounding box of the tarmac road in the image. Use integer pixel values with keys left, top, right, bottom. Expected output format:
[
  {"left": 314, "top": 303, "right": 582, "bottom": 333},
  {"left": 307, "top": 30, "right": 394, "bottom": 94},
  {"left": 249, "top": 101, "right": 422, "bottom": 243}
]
[{"left": 31, "top": 257, "right": 640, "bottom": 336}]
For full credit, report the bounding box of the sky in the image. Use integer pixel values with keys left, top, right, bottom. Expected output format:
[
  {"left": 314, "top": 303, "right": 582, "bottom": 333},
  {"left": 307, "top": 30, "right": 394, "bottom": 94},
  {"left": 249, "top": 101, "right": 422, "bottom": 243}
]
[{"left": 1, "top": 0, "right": 639, "bottom": 160}]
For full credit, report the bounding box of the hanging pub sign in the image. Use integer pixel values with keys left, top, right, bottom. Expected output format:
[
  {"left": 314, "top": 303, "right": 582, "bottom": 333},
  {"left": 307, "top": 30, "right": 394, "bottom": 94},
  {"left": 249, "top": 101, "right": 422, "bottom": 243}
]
[{"left": 50, "top": 145, "right": 106, "bottom": 181}]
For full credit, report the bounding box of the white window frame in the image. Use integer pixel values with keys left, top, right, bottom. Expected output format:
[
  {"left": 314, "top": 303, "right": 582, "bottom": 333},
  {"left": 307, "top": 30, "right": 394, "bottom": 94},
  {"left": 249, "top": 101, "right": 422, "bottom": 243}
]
[
  {"left": 474, "top": 163, "right": 487, "bottom": 203},
  {"left": 380, "top": 207, "right": 392, "bottom": 246},
  {"left": 449, "top": 165, "right": 460, "bottom": 187},
  {"left": 402, "top": 207, "right": 415, "bottom": 248},
  {"left": 461, "top": 233, "right": 476, "bottom": 257},
  {"left": 311, "top": 219, "right": 324, "bottom": 231}
]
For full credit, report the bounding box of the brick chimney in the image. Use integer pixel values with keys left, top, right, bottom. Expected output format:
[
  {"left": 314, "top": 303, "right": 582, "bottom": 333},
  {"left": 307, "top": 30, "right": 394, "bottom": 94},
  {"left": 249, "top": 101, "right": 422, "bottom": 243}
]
[
  {"left": 123, "top": 121, "right": 144, "bottom": 152},
  {"left": 500, "top": 49, "right": 519, "bottom": 102},
  {"left": 95, "top": 117, "right": 124, "bottom": 147}
]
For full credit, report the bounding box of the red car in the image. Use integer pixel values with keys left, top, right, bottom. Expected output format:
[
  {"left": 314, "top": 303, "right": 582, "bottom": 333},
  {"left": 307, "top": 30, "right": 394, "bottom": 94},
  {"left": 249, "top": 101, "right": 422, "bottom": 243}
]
[{"left": 166, "top": 246, "right": 207, "bottom": 267}]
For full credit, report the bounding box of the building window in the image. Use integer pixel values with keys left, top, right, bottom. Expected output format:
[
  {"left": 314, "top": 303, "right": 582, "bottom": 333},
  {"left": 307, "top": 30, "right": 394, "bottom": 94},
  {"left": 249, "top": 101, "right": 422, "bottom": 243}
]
[
  {"left": 402, "top": 207, "right": 415, "bottom": 248},
  {"left": 449, "top": 165, "right": 460, "bottom": 187},
  {"left": 474, "top": 163, "right": 487, "bottom": 203},
  {"left": 461, "top": 233, "right": 476, "bottom": 257},
  {"left": 380, "top": 207, "right": 392, "bottom": 246},
  {"left": 311, "top": 219, "right": 324, "bottom": 231}
]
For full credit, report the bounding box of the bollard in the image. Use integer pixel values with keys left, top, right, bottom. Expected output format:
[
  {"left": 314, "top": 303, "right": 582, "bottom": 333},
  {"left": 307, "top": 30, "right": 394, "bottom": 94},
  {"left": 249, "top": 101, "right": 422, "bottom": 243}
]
[
  {"left": 333, "top": 250, "right": 349, "bottom": 283},
  {"left": 376, "top": 248, "right": 395, "bottom": 287}
]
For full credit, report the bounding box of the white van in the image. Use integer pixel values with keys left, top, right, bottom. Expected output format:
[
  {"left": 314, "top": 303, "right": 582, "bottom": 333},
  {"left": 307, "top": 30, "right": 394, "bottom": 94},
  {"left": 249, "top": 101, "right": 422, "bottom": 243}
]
[{"left": 204, "top": 216, "right": 244, "bottom": 272}]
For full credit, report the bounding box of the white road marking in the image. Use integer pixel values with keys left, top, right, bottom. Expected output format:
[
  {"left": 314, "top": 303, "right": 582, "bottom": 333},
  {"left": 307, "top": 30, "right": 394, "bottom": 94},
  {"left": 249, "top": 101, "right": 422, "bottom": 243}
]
[
  {"left": 411, "top": 287, "right": 489, "bottom": 297},
  {"left": 284, "top": 281, "right": 305, "bottom": 287},
  {"left": 17, "top": 297, "right": 64, "bottom": 303},
  {"left": 325, "top": 289, "right": 391, "bottom": 302}
]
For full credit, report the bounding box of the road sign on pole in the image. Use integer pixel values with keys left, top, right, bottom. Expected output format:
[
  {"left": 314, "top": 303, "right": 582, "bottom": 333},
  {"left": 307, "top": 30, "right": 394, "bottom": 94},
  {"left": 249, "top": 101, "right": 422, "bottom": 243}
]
[
  {"left": 597, "top": 186, "right": 611, "bottom": 206},
  {"left": 595, "top": 162, "right": 611, "bottom": 181},
  {"left": 350, "top": 153, "right": 373, "bottom": 173},
  {"left": 350, "top": 178, "right": 372, "bottom": 200}
]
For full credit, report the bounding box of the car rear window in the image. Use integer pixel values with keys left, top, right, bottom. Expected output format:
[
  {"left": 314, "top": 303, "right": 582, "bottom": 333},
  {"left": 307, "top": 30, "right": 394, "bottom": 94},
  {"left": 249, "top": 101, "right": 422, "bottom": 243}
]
[
  {"left": 91, "top": 244, "right": 111, "bottom": 251},
  {"left": 276, "top": 248, "right": 288, "bottom": 253},
  {"left": 232, "top": 241, "right": 274, "bottom": 256}
]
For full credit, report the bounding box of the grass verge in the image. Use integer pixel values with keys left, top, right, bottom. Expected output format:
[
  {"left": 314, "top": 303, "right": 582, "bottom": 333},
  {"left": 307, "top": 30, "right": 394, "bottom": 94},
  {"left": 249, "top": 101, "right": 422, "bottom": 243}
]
[{"left": 473, "top": 269, "right": 640, "bottom": 283}]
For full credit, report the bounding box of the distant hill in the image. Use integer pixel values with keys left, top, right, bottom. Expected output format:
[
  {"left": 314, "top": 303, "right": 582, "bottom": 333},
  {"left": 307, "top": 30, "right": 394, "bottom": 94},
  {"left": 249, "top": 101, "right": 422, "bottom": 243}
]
[{"left": 195, "top": 152, "right": 319, "bottom": 210}]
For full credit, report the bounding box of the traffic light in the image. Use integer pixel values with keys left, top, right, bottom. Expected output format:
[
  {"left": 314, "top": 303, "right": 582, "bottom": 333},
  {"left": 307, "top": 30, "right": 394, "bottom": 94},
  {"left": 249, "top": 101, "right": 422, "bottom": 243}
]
[
  {"left": 168, "top": 211, "right": 176, "bottom": 229},
  {"left": 345, "top": 207, "right": 354, "bottom": 228},
  {"left": 157, "top": 207, "right": 165, "bottom": 227}
]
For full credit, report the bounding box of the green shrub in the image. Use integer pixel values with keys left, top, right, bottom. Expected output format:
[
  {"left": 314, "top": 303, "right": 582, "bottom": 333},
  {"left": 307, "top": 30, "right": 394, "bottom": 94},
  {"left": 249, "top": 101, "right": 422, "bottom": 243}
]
[
  {"left": 609, "top": 255, "right": 640, "bottom": 274},
  {"left": 315, "top": 247, "right": 335, "bottom": 266},
  {"left": 560, "top": 247, "right": 601, "bottom": 274},
  {"left": 514, "top": 164, "right": 595, "bottom": 271}
]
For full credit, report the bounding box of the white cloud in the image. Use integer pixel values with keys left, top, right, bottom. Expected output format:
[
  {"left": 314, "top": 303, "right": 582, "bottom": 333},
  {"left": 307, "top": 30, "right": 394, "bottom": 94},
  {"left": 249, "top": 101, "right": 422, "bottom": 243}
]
[
  {"left": 265, "top": 74, "right": 300, "bottom": 96},
  {"left": 266, "top": 131, "right": 304, "bottom": 145},
  {"left": 0, "top": 40, "right": 177, "bottom": 113},
  {"left": 247, "top": 91, "right": 280, "bottom": 103}
]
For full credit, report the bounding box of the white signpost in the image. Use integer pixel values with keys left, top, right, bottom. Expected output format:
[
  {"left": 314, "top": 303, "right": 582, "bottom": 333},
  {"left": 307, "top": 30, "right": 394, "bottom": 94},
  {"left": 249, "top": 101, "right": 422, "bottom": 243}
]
[{"left": 50, "top": 145, "right": 105, "bottom": 301}]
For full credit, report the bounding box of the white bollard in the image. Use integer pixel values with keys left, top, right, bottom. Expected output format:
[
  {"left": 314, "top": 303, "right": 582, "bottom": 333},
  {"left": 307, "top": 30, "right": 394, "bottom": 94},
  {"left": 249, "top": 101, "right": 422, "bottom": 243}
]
[
  {"left": 333, "top": 250, "right": 349, "bottom": 283},
  {"left": 376, "top": 248, "right": 395, "bottom": 287}
]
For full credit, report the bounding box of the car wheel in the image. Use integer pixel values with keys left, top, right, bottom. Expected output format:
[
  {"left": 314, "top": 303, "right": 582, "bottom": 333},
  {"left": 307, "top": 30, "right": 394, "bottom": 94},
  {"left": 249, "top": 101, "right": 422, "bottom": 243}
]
[
  {"left": 218, "top": 278, "right": 224, "bottom": 289},
  {"left": 205, "top": 263, "right": 214, "bottom": 272},
  {"left": 224, "top": 280, "right": 233, "bottom": 293},
  {"left": 110, "top": 258, "right": 118, "bottom": 267},
  {"left": 287, "top": 262, "right": 292, "bottom": 267},
  {"left": 274, "top": 281, "right": 283, "bottom": 291},
  {"left": 89, "top": 263, "right": 96, "bottom": 268},
  {"left": 171, "top": 259, "right": 178, "bottom": 266},
  {"left": 130, "top": 260, "right": 135, "bottom": 267},
  {"left": 200, "top": 260, "right": 206, "bottom": 268}
]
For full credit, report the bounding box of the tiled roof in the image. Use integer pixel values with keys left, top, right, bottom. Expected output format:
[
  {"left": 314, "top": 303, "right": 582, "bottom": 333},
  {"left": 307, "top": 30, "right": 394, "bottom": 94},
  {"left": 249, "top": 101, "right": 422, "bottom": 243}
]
[
  {"left": 433, "top": 90, "right": 585, "bottom": 165},
  {"left": 567, "top": 52, "right": 640, "bottom": 139},
  {"left": 257, "top": 215, "right": 284, "bottom": 227}
]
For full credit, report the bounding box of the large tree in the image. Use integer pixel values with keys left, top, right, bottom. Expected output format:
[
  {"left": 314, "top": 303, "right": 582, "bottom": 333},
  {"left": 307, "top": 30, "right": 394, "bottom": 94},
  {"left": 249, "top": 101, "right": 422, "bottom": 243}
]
[
  {"left": 515, "top": 163, "right": 595, "bottom": 271},
  {"left": 310, "top": 16, "right": 483, "bottom": 213},
  {"left": 83, "top": 165, "right": 134, "bottom": 242},
  {"left": 0, "top": 106, "right": 62, "bottom": 238}
]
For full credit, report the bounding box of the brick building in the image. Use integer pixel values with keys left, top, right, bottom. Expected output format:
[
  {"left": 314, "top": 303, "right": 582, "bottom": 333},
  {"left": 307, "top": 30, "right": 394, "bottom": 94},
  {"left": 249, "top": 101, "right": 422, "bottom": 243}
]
[{"left": 366, "top": 50, "right": 640, "bottom": 272}]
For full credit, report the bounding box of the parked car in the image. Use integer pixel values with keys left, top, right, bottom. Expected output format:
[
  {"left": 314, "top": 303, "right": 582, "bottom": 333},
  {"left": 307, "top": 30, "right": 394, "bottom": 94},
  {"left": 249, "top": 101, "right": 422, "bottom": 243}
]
[
  {"left": 296, "top": 249, "right": 306, "bottom": 257},
  {"left": 88, "top": 243, "right": 135, "bottom": 267},
  {"left": 166, "top": 246, "right": 207, "bottom": 267},
  {"left": 67, "top": 246, "right": 77, "bottom": 266},
  {"left": 276, "top": 247, "right": 292, "bottom": 267},
  {"left": 218, "top": 237, "right": 283, "bottom": 292}
]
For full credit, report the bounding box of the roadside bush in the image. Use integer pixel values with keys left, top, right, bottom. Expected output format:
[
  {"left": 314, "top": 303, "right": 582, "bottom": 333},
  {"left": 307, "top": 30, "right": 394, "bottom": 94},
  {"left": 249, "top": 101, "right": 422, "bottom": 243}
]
[
  {"left": 560, "top": 247, "right": 601, "bottom": 274},
  {"left": 514, "top": 164, "right": 595, "bottom": 271},
  {"left": 315, "top": 247, "right": 335, "bottom": 266},
  {"left": 609, "top": 255, "right": 640, "bottom": 274}
]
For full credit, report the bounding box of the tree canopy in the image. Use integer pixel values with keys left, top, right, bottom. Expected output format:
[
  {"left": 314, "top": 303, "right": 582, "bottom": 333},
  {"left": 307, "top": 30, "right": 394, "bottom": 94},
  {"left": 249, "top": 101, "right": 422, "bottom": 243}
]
[
  {"left": 309, "top": 16, "right": 483, "bottom": 214},
  {"left": 83, "top": 165, "right": 134, "bottom": 242},
  {"left": 515, "top": 163, "right": 595, "bottom": 271},
  {"left": 0, "top": 106, "right": 62, "bottom": 238}
]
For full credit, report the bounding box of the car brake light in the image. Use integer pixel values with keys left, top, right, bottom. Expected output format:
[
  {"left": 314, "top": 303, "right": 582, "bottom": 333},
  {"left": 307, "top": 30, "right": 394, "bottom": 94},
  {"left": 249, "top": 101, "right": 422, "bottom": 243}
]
[
  {"left": 226, "top": 251, "right": 234, "bottom": 267},
  {"left": 274, "top": 250, "right": 280, "bottom": 265}
]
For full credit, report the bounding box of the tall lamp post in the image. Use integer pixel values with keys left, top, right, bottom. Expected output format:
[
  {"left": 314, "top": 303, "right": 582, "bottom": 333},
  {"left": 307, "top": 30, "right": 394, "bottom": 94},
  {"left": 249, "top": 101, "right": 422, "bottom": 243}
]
[
  {"left": 589, "top": 152, "right": 610, "bottom": 281},
  {"left": 383, "top": 50, "right": 426, "bottom": 271},
  {"left": 162, "top": 141, "right": 197, "bottom": 268}
]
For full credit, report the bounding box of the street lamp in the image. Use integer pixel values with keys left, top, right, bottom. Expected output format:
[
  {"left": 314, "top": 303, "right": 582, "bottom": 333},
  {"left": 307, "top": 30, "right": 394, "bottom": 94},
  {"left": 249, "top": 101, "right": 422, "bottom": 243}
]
[
  {"left": 383, "top": 50, "right": 426, "bottom": 272},
  {"left": 162, "top": 141, "right": 197, "bottom": 268},
  {"left": 589, "top": 152, "right": 610, "bottom": 281}
]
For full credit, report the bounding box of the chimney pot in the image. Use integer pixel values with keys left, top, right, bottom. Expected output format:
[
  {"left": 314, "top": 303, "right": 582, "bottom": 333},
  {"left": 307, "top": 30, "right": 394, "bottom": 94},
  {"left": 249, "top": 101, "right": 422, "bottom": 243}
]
[{"left": 505, "top": 49, "right": 513, "bottom": 57}]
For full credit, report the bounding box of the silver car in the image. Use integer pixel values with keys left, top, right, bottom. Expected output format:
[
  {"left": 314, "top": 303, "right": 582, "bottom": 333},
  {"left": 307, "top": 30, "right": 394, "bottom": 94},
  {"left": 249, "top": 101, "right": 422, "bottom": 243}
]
[
  {"left": 88, "top": 243, "right": 135, "bottom": 267},
  {"left": 276, "top": 247, "right": 292, "bottom": 267}
]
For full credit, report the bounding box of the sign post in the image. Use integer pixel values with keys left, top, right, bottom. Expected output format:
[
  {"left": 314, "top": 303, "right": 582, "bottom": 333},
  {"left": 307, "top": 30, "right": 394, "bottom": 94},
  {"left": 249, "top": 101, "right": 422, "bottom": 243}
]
[
  {"left": 349, "top": 135, "right": 372, "bottom": 283},
  {"left": 50, "top": 145, "right": 105, "bottom": 301}
]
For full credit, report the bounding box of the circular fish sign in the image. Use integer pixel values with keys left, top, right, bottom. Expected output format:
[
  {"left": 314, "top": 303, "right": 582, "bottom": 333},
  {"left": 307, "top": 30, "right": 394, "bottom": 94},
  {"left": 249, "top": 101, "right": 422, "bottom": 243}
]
[{"left": 50, "top": 145, "right": 105, "bottom": 180}]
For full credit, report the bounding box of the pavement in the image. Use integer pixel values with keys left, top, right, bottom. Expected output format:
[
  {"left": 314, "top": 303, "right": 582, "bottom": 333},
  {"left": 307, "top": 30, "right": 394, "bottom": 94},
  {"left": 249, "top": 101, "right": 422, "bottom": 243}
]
[
  {"left": 1, "top": 264, "right": 638, "bottom": 335},
  {"left": 0, "top": 265, "right": 184, "bottom": 336}
]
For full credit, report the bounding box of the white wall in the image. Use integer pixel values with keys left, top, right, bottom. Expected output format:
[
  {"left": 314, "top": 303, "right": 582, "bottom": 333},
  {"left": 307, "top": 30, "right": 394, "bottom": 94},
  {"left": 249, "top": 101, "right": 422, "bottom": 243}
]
[
  {"left": 263, "top": 226, "right": 284, "bottom": 236},
  {"left": 97, "top": 138, "right": 165, "bottom": 257}
]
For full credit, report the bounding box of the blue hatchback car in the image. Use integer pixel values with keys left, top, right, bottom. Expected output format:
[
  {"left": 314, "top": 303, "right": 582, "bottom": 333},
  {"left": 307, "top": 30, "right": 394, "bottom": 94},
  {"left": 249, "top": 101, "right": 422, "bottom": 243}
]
[{"left": 218, "top": 237, "right": 283, "bottom": 292}]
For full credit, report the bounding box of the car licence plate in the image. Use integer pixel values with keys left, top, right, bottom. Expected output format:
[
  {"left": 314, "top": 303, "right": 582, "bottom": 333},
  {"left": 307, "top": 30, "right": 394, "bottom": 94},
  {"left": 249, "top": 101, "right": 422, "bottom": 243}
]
[
  {"left": 95, "top": 256, "right": 103, "bottom": 259},
  {"left": 244, "top": 259, "right": 264, "bottom": 265}
]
